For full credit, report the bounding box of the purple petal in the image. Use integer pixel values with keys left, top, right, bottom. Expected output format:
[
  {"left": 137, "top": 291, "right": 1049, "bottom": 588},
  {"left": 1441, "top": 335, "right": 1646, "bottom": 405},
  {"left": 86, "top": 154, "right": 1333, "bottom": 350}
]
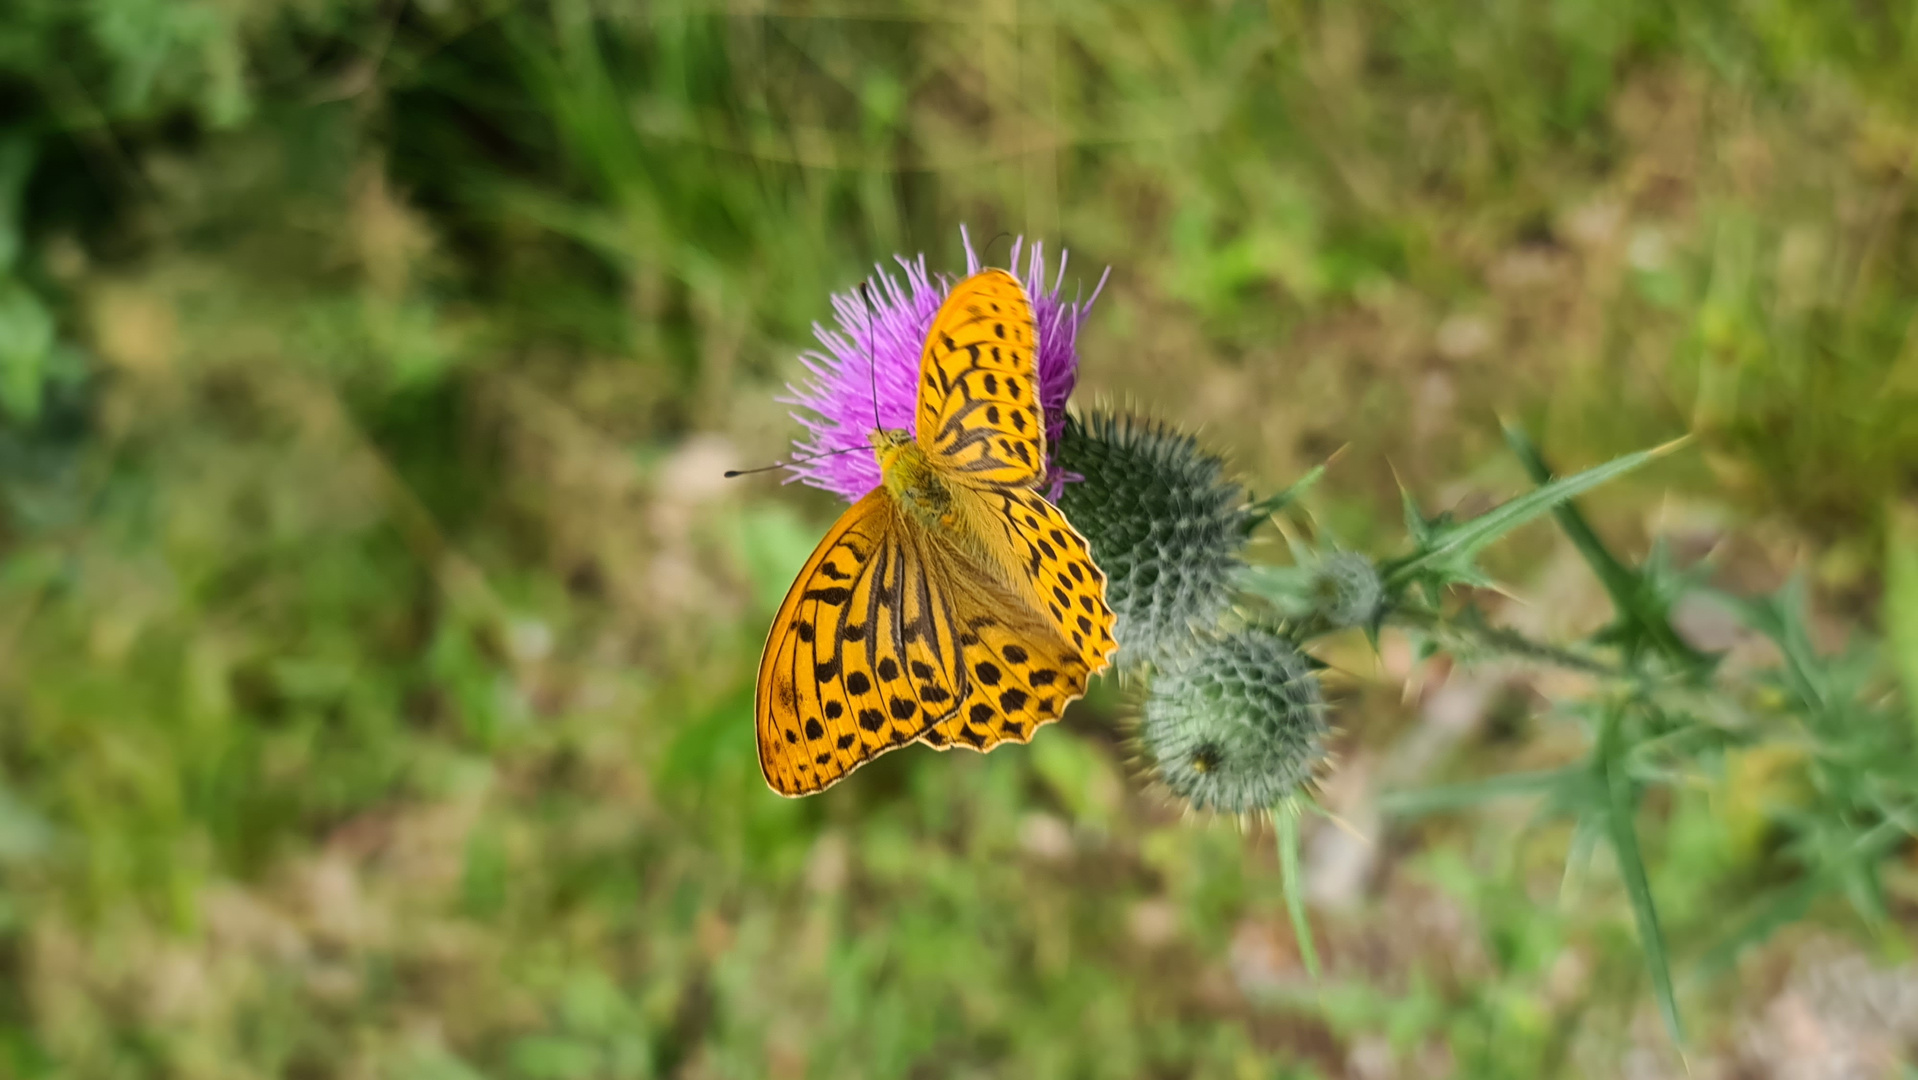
[{"left": 780, "top": 229, "right": 1106, "bottom": 502}]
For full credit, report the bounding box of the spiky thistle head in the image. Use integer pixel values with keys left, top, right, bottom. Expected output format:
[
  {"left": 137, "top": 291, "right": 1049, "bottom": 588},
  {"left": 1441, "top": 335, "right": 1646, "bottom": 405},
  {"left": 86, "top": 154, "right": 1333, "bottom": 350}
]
[
  {"left": 1140, "top": 627, "right": 1329, "bottom": 815},
  {"left": 780, "top": 227, "right": 1107, "bottom": 502},
  {"left": 1054, "top": 411, "right": 1253, "bottom": 668}
]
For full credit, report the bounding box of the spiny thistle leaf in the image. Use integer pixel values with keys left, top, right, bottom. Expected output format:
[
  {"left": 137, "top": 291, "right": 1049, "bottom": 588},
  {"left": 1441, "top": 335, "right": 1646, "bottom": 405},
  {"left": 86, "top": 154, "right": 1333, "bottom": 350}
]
[
  {"left": 1240, "top": 461, "right": 1329, "bottom": 536},
  {"left": 1384, "top": 437, "right": 1687, "bottom": 596},
  {"left": 1503, "top": 423, "right": 1713, "bottom": 673},
  {"left": 1599, "top": 705, "right": 1685, "bottom": 1048}
]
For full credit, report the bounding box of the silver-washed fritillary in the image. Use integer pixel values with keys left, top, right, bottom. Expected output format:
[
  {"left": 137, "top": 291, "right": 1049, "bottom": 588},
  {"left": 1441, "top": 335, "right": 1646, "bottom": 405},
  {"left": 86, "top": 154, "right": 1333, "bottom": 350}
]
[{"left": 756, "top": 269, "right": 1117, "bottom": 796}]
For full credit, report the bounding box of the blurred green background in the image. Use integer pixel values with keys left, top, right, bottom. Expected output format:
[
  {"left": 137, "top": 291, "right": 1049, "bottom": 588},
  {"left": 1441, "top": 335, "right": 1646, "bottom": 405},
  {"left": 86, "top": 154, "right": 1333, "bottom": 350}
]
[{"left": 4, "top": 1, "right": 1918, "bottom": 1076}]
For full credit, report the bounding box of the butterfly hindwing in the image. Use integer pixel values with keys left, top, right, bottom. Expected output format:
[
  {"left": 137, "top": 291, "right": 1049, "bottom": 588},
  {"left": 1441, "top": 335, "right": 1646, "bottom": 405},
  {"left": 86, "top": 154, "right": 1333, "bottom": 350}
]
[
  {"left": 961, "top": 486, "right": 1118, "bottom": 673},
  {"left": 914, "top": 269, "right": 1045, "bottom": 488},
  {"left": 918, "top": 573, "right": 1093, "bottom": 753}
]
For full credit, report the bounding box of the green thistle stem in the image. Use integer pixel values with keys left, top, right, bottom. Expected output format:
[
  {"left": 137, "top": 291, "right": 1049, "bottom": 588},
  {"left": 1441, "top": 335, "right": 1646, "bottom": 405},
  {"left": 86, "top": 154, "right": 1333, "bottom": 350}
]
[
  {"left": 1389, "top": 606, "right": 1622, "bottom": 677},
  {"left": 1275, "top": 795, "right": 1320, "bottom": 980}
]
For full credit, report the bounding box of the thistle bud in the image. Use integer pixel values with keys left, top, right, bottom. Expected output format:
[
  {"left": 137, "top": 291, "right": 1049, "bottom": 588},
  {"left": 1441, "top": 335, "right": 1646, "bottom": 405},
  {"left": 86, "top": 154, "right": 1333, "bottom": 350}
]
[
  {"left": 1312, "top": 551, "right": 1386, "bottom": 630},
  {"left": 1140, "top": 627, "right": 1328, "bottom": 814},
  {"left": 1055, "top": 411, "right": 1252, "bottom": 668}
]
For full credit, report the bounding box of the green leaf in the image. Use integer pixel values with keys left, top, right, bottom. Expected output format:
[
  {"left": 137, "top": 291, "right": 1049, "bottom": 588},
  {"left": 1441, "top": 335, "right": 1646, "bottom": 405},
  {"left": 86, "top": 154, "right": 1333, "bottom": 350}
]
[
  {"left": 1600, "top": 707, "right": 1685, "bottom": 1047},
  {"left": 0, "top": 278, "right": 54, "bottom": 421},
  {"left": 1384, "top": 437, "right": 1686, "bottom": 591},
  {"left": 1888, "top": 501, "right": 1918, "bottom": 738},
  {"left": 0, "top": 133, "right": 34, "bottom": 272},
  {"left": 0, "top": 783, "right": 54, "bottom": 865},
  {"left": 1275, "top": 796, "right": 1320, "bottom": 980}
]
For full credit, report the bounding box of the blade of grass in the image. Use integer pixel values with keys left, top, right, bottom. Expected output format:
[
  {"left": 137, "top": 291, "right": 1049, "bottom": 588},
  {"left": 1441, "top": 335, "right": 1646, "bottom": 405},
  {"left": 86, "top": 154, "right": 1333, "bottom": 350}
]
[
  {"left": 1275, "top": 796, "right": 1320, "bottom": 980},
  {"left": 1377, "top": 766, "right": 1582, "bottom": 818},
  {"left": 1888, "top": 500, "right": 1918, "bottom": 738}
]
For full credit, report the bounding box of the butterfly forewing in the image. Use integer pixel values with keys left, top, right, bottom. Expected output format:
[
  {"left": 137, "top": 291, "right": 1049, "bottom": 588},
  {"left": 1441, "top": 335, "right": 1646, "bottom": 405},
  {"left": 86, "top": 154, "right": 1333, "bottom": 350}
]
[
  {"left": 914, "top": 269, "right": 1046, "bottom": 488},
  {"left": 757, "top": 492, "right": 972, "bottom": 796}
]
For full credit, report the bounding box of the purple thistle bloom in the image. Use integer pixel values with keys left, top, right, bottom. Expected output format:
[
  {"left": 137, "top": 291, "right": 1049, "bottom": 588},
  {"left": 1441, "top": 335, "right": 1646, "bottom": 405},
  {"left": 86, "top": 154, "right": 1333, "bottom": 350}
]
[{"left": 781, "top": 226, "right": 1109, "bottom": 503}]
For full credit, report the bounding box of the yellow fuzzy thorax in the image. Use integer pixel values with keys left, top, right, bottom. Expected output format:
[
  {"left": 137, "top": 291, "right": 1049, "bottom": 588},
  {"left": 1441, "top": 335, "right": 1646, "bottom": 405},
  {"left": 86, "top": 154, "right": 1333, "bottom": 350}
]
[{"left": 874, "top": 429, "right": 954, "bottom": 530}]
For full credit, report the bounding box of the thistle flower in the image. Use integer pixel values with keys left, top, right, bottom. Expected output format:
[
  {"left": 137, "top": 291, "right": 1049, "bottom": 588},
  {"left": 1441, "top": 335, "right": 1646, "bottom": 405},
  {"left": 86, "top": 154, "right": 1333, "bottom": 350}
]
[
  {"left": 1141, "top": 627, "right": 1328, "bottom": 815},
  {"left": 782, "top": 227, "right": 1108, "bottom": 501},
  {"left": 1054, "top": 411, "right": 1253, "bottom": 668}
]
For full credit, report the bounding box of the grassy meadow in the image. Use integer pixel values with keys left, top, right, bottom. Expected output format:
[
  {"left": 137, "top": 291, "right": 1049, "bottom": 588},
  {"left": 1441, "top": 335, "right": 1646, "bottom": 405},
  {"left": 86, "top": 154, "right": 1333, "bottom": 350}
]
[{"left": 4, "top": 1, "right": 1918, "bottom": 1076}]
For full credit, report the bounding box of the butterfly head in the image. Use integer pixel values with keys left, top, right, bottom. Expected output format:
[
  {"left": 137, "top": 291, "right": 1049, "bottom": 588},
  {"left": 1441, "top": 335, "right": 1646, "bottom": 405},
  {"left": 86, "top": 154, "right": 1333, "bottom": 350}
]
[{"left": 869, "top": 425, "right": 915, "bottom": 462}]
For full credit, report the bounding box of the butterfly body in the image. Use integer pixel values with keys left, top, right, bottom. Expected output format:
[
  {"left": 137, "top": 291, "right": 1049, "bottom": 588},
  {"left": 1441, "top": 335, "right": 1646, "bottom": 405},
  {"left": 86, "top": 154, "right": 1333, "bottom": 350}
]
[
  {"left": 757, "top": 269, "right": 1118, "bottom": 796},
  {"left": 876, "top": 433, "right": 959, "bottom": 530}
]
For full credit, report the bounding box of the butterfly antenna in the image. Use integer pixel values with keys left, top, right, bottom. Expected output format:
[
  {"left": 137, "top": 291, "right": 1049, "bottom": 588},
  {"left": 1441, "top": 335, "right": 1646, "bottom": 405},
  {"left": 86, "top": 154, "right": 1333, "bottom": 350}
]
[
  {"left": 983, "top": 230, "right": 1013, "bottom": 269},
  {"left": 860, "top": 279, "right": 882, "bottom": 434},
  {"left": 724, "top": 443, "right": 871, "bottom": 479}
]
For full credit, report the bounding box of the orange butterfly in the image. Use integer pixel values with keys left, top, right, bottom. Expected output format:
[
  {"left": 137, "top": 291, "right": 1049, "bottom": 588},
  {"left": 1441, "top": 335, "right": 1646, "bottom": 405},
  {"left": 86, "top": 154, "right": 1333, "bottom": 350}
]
[{"left": 757, "top": 269, "right": 1118, "bottom": 796}]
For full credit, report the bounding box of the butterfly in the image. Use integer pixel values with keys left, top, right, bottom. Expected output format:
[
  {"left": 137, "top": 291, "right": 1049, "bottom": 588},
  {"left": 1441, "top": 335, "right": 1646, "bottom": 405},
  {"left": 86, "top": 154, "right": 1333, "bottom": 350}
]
[{"left": 756, "top": 268, "right": 1118, "bottom": 796}]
